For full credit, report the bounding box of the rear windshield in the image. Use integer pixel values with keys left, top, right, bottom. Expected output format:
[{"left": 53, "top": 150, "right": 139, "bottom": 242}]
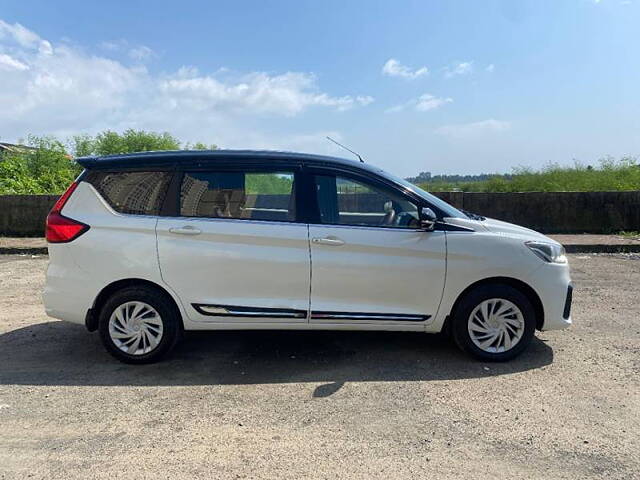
[{"left": 84, "top": 170, "right": 172, "bottom": 215}]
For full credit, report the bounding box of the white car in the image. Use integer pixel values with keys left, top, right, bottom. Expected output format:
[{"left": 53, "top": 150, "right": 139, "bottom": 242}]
[{"left": 43, "top": 150, "right": 572, "bottom": 364}]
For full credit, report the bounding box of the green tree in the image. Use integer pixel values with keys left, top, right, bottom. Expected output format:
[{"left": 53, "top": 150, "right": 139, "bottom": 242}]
[
  {"left": 72, "top": 134, "right": 95, "bottom": 157},
  {"left": 72, "top": 129, "right": 181, "bottom": 156},
  {"left": 0, "top": 135, "right": 80, "bottom": 194},
  {"left": 1, "top": 130, "right": 219, "bottom": 194},
  {"left": 71, "top": 130, "right": 217, "bottom": 156},
  {"left": 184, "top": 141, "right": 217, "bottom": 150},
  {"left": 245, "top": 173, "right": 293, "bottom": 194}
]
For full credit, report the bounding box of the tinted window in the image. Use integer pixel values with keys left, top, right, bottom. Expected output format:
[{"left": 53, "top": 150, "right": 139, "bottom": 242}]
[
  {"left": 85, "top": 171, "right": 171, "bottom": 215},
  {"left": 375, "top": 168, "right": 466, "bottom": 219},
  {"left": 315, "top": 175, "right": 419, "bottom": 228},
  {"left": 180, "top": 171, "right": 296, "bottom": 222}
]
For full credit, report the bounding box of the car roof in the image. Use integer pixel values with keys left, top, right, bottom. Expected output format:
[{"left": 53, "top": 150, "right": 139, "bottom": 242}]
[{"left": 75, "top": 149, "right": 379, "bottom": 173}]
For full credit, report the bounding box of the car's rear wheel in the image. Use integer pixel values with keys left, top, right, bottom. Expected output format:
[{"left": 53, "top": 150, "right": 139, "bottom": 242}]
[
  {"left": 451, "top": 284, "right": 536, "bottom": 361},
  {"left": 98, "top": 286, "right": 181, "bottom": 364}
]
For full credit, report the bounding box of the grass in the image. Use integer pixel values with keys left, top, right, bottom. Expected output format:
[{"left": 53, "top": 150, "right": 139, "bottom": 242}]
[
  {"left": 418, "top": 157, "right": 640, "bottom": 193},
  {"left": 617, "top": 231, "right": 640, "bottom": 238}
]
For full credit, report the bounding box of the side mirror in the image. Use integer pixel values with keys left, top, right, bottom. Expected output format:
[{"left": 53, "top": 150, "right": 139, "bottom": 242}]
[{"left": 420, "top": 207, "right": 437, "bottom": 231}]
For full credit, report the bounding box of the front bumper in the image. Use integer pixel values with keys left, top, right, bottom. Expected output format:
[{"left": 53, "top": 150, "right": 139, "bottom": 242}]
[
  {"left": 529, "top": 262, "right": 573, "bottom": 331},
  {"left": 563, "top": 284, "right": 573, "bottom": 320}
]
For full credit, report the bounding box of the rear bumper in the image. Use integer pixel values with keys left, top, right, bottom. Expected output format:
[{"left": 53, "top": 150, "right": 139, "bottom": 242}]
[
  {"left": 43, "top": 246, "right": 95, "bottom": 325},
  {"left": 43, "top": 279, "right": 94, "bottom": 325}
]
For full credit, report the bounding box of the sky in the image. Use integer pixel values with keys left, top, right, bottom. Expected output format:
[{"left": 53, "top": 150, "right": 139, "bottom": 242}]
[{"left": 1, "top": 0, "right": 639, "bottom": 177}]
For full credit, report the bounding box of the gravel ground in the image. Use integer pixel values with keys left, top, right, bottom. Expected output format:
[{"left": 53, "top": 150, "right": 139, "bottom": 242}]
[{"left": 0, "top": 254, "right": 638, "bottom": 479}]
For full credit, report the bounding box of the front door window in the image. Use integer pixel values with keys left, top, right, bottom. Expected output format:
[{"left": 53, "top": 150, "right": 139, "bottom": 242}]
[{"left": 314, "top": 174, "right": 420, "bottom": 228}]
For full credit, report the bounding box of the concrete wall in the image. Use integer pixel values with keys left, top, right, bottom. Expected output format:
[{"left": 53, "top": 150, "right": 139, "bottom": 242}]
[
  {"left": 1, "top": 191, "right": 639, "bottom": 236},
  {"left": 431, "top": 191, "right": 640, "bottom": 234},
  {"left": 0, "top": 195, "right": 58, "bottom": 237}
]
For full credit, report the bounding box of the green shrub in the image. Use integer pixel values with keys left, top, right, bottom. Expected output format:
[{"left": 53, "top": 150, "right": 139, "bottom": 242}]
[
  {"left": 0, "top": 136, "right": 80, "bottom": 194},
  {"left": 0, "top": 130, "right": 217, "bottom": 194},
  {"left": 72, "top": 129, "right": 216, "bottom": 156},
  {"left": 2, "top": 132, "right": 638, "bottom": 195},
  {"left": 418, "top": 157, "right": 640, "bottom": 193}
]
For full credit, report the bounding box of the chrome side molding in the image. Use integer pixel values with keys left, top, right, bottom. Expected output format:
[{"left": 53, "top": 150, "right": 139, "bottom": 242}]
[
  {"left": 192, "top": 303, "right": 430, "bottom": 322},
  {"left": 311, "top": 311, "right": 430, "bottom": 322},
  {"left": 192, "top": 303, "right": 307, "bottom": 319}
]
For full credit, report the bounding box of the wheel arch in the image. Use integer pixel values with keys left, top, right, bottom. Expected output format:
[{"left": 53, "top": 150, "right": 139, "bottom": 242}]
[
  {"left": 446, "top": 277, "right": 545, "bottom": 331},
  {"left": 85, "top": 278, "right": 184, "bottom": 332}
]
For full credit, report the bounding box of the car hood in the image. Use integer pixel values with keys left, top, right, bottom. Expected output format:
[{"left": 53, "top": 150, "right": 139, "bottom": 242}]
[{"left": 445, "top": 216, "right": 559, "bottom": 244}]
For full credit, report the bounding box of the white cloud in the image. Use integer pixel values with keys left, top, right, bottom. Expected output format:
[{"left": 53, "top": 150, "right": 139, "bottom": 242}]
[
  {"left": 99, "top": 40, "right": 125, "bottom": 51},
  {"left": 0, "top": 19, "right": 52, "bottom": 54},
  {"left": 355, "top": 95, "right": 375, "bottom": 106},
  {"left": 0, "top": 53, "right": 28, "bottom": 71},
  {"left": 232, "top": 130, "right": 346, "bottom": 155},
  {"left": 128, "top": 45, "right": 155, "bottom": 61},
  {"left": 159, "top": 70, "right": 373, "bottom": 116},
  {"left": 485, "top": 63, "right": 495, "bottom": 73},
  {"left": 415, "top": 94, "right": 453, "bottom": 111},
  {"left": 444, "top": 61, "right": 473, "bottom": 78},
  {"left": 382, "top": 58, "right": 428, "bottom": 79},
  {"left": 0, "top": 19, "right": 373, "bottom": 146},
  {"left": 434, "top": 119, "right": 511, "bottom": 138},
  {"left": 386, "top": 93, "right": 452, "bottom": 113},
  {"left": 99, "top": 39, "right": 155, "bottom": 61}
]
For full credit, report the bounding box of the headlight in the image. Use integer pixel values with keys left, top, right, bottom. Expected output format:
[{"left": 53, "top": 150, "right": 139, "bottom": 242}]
[{"left": 525, "top": 241, "right": 567, "bottom": 264}]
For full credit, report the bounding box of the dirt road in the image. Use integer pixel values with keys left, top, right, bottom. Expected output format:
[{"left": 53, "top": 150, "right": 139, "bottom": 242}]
[{"left": 0, "top": 254, "right": 638, "bottom": 479}]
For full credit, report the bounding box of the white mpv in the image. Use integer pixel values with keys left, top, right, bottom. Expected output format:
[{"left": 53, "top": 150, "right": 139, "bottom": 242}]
[{"left": 43, "top": 151, "right": 572, "bottom": 364}]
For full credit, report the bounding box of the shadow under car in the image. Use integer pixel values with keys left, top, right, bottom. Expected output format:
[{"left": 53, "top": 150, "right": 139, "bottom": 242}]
[{"left": 0, "top": 321, "right": 554, "bottom": 392}]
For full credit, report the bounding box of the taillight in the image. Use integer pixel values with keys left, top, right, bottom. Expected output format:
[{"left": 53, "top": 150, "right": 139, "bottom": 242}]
[{"left": 45, "top": 182, "right": 89, "bottom": 243}]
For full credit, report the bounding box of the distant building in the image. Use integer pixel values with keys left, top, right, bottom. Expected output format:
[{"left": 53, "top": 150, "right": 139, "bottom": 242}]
[
  {"left": 0, "top": 142, "right": 74, "bottom": 159},
  {"left": 0, "top": 142, "right": 37, "bottom": 154}
]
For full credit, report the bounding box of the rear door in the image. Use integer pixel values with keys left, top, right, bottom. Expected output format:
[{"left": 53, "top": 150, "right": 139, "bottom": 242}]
[
  {"left": 307, "top": 169, "right": 446, "bottom": 325},
  {"left": 156, "top": 164, "right": 310, "bottom": 323}
]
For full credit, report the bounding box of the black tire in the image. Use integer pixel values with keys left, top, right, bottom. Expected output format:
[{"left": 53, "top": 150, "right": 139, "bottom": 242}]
[
  {"left": 98, "top": 286, "right": 181, "bottom": 364},
  {"left": 451, "top": 284, "right": 536, "bottom": 362}
]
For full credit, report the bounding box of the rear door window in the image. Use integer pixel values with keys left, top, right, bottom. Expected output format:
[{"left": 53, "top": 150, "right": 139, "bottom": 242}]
[
  {"left": 180, "top": 170, "right": 296, "bottom": 222},
  {"left": 84, "top": 171, "right": 172, "bottom": 215}
]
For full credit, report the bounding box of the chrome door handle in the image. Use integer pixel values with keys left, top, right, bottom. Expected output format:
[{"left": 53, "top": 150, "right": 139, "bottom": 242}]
[
  {"left": 169, "top": 226, "right": 201, "bottom": 235},
  {"left": 312, "top": 236, "right": 345, "bottom": 246}
]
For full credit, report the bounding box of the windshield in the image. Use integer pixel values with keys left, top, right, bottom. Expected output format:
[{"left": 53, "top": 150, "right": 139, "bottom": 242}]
[{"left": 376, "top": 168, "right": 468, "bottom": 219}]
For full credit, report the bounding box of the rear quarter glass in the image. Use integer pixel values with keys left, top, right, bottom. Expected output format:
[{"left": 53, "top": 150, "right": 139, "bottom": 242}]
[{"left": 83, "top": 170, "right": 172, "bottom": 215}]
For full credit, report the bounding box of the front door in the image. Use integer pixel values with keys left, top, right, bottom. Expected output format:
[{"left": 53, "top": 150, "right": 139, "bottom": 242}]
[
  {"left": 157, "top": 167, "right": 310, "bottom": 323},
  {"left": 308, "top": 172, "right": 446, "bottom": 324}
]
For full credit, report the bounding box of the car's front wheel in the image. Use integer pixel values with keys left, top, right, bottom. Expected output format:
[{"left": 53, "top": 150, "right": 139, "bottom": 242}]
[
  {"left": 451, "top": 284, "right": 536, "bottom": 361},
  {"left": 98, "top": 286, "right": 181, "bottom": 364}
]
